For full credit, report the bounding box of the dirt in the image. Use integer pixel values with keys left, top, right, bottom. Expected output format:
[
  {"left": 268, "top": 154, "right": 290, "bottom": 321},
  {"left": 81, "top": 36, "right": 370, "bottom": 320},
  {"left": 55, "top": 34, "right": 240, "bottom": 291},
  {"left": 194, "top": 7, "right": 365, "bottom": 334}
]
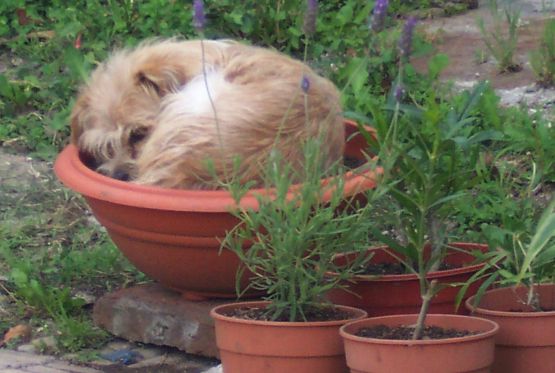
[
  {"left": 361, "top": 261, "right": 459, "bottom": 276},
  {"left": 413, "top": 0, "right": 555, "bottom": 110},
  {"left": 223, "top": 305, "right": 354, "bottom": 322},
  {"left": 355, "top": 324, "right": 478, "bottom": 340}
]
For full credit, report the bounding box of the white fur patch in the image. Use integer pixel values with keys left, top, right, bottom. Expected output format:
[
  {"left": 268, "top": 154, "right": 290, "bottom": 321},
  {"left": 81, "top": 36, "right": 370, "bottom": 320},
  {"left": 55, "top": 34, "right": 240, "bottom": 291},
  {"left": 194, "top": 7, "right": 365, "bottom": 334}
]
[{"left": 162, "top": 69, "right": 228, "bottom": 117}]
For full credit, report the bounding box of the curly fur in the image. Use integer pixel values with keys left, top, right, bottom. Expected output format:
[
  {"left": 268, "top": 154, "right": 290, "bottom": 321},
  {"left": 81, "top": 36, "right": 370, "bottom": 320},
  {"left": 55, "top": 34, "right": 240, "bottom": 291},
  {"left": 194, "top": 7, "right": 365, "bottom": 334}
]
[{"left": 70, "top": 39, "right": 344, "bottom": 189}]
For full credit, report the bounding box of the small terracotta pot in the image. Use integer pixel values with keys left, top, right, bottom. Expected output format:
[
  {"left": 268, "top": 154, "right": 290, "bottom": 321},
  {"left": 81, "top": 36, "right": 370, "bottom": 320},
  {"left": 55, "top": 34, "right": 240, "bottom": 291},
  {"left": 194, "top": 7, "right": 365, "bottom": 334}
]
[
  {"left": 340, "top": 314, "right": 499, "bottom": 373},
  {"left": 465, "top": 284, "right": 555, "bottom": 373},
  {"left": 54, "top": 120, "right": 381, "bottom": 300},
  {"left": 327, "top": 242, "right": 488, "bottom": 316},
  {"left": 211, "top": 301, "right": 367, "bottom": 373}
]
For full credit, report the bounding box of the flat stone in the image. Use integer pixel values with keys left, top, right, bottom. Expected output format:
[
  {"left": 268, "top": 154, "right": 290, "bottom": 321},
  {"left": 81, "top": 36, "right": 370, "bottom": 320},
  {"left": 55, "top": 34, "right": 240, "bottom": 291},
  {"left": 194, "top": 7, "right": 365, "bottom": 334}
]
[
  {"left": 31, "top": 336, "right": 56, "bottom": 350},
  {"left": 0, "top": 350, "right": 54, "bottom": 368},
  {"left": 45, "top": 361, "right": 101, "bottom": 373},
  {"left": 16, "top": 344, "right": 37, "bottom": 353},
  {"left": 26, "top": 366, "right": 68, "bottom": 373},
  {"left": 132, "top": 345, "right": 167, "bottom": 360},
  {"left": 93, "top": 284, "right": 237, "bottom": 358}
]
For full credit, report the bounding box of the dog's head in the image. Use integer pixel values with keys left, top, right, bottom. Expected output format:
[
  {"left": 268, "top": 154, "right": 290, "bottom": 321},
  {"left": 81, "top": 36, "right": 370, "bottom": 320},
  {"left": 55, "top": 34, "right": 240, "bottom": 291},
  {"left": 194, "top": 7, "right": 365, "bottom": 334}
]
[{"left": 70, "top": 40, "right": 202, "bottom": 180}]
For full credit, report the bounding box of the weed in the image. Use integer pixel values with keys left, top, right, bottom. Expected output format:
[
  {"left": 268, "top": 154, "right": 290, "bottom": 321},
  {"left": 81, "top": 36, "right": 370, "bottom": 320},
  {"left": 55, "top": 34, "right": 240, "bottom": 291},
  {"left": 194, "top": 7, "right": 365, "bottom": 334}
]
[
  {"left": 530, "top": 19, "right": 555, "bottom": 87},
  {"left": 0, "top": 172, "right": 145, "bottom": 352},
  {"left": 478, "top": 0, "right": 522, "bottom": 73}
]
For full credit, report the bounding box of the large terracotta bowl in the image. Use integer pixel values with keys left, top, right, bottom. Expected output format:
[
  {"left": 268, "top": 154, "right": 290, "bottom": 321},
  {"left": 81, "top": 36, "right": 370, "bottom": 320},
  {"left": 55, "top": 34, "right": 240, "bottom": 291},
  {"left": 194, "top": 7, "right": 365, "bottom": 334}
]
[{"left": 54, "top": 120, "right": 381, "bottom": 299}]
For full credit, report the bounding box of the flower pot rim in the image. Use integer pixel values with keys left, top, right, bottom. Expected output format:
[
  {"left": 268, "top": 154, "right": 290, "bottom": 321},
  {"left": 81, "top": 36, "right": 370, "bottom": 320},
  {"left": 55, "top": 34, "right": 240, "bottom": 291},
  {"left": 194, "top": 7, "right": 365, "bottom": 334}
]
[
  {"left": 210, "top": 300, "right": 368, "bottom": 327},
  {"left": 330, "top": 242, "right": 488, "bottom": 282},
  {"left": 465, "top": 284, "right": 555, "bottom": 318},
  {"left": 339, "top": 313, "right": 499, "bottom": 346},
  {"left": 54, "top": 120, "right": 381, "bottom": 212}
]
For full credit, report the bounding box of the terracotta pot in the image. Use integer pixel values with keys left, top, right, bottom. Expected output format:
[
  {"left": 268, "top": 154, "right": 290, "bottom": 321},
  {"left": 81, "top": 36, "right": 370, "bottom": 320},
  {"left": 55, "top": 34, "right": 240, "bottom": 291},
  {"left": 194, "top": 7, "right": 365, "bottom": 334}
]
[
  {"left": 327, "top": 242, "right": 488, "bottom": 316},
  {"left": 340, "top": 314, "right": 498, "bottom": 373},
  {"left": 54, "top": 120, "right": 381, "bottom": 300},
  {"left": 211, "top": 301, "right": 367, "bottom": 373},
  {"left": 465, "top": 284, "right": 555, "bottom": 373}
]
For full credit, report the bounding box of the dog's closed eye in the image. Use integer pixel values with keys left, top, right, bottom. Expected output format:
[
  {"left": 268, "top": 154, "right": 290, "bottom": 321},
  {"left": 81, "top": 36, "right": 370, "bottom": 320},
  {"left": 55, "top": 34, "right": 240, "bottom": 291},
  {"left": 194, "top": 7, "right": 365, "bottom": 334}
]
[{"left": 129, "top": 126, "right": 149, "bottom": 145}]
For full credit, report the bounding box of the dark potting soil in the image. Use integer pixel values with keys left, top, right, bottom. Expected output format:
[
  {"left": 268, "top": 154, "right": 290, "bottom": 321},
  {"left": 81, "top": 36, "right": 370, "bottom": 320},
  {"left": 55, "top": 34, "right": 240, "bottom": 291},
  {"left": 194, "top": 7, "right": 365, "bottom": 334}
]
[
  {"left": 223, "top": 305, "right": 354, "bottom": 322},
  {"left": 355, "top": 324, "right": 478, "bottom": 340},
  {"left": 344, "top": 155, "right": 367, "bottom": 169},
  {"left": 361, "top": 261, "right": 459, "bottom": 276},
  {"left": 509, "top": 306, "right": 555, "bottom": 312}
]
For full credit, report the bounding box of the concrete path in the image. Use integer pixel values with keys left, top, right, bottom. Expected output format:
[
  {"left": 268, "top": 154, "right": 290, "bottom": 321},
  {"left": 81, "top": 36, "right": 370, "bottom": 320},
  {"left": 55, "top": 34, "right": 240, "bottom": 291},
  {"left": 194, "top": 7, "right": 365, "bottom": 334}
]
[
  {"left": 0, "top": 349, "right": 223, "bottom": 372},
  {"left": 0, "top": 350, "right": 101, "bottom": 373}
]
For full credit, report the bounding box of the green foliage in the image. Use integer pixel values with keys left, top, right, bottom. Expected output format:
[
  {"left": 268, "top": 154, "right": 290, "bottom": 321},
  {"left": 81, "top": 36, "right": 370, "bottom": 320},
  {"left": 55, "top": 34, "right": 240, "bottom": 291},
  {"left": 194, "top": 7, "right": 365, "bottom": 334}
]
[
  {"left": 500, "top": 107, "right": 555, "bottom": 182},
  {"left": 0, "top": 175, "right": 144, "bottom": 352},
  {"left": 223, "top": 140, "right": 373, "bottom": 322},
  {"left": 0, "top": 0, "right": 438, "bottom": 158},
  {"left": 369, "top": 81, "right": 499, "bottom": 261},
  {"left": 530, "top": 19, "right": 555, "bottom": 87},
  {"left": 478, "top": 0, "right": 522, "bottom": 72},
  {"left": 461, "top": 198, "right": 555, "bottom": 310},
  {"left": 360, "top": 79, "right": 502, "bottom": 339}
]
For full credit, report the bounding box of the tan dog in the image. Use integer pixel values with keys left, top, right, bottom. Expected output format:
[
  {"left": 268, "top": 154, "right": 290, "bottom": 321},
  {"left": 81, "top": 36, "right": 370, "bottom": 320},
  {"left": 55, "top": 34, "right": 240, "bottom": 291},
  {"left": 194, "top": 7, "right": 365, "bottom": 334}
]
[{"left": 70, "top": 39, "right": 344, "bottom": 189}]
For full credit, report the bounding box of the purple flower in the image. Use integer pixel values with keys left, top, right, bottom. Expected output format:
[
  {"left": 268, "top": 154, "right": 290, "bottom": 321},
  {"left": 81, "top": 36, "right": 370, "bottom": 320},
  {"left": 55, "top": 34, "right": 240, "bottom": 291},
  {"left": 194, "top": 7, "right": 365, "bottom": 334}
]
[
  {"left": 301, "top": 75, "right": 310, "bottom": 93},
  {"left": 370, "top": 0, "right": 389, "bottom": 32},
  {"left": 303, "top": 0, "right": 318, "bottom": 36},
  {"left": 398, "top": 17, "right": 418, "bottom": 60},
  {"left": 193, "top": 0, "right": 206, "bottom": 31},
  {"left": 394, "top": 84, "right": 406, "bottom": 102}
]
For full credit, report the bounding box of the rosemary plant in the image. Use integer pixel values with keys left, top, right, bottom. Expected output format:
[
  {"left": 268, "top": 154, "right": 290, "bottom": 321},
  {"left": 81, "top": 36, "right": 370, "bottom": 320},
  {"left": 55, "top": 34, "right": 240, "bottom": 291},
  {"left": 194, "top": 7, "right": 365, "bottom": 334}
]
[{"left": 222, "top": 140, "right": 373, "bottom": 322}]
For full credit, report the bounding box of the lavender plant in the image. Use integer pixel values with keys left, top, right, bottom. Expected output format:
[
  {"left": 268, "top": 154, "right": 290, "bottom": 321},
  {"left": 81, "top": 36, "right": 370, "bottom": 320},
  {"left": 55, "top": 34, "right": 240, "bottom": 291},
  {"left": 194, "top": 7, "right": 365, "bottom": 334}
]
[{"left": 370, "top": 0, "right": 388, "bottom": 32}]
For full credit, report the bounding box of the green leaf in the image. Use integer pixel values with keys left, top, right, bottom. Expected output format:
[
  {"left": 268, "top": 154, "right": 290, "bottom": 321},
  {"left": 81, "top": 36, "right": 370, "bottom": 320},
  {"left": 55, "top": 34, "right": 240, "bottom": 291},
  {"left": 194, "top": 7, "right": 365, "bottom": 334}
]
[{"left": 427, "top": 53, "right": 450, "bottom": 81}]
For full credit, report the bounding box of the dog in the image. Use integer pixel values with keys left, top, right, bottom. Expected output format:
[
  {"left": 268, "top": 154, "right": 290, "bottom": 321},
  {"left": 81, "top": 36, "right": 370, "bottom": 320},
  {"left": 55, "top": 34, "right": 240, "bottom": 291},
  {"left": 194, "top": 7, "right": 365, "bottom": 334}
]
[{"left": 70, "top": 39, "right": 344, "bottom": 189}]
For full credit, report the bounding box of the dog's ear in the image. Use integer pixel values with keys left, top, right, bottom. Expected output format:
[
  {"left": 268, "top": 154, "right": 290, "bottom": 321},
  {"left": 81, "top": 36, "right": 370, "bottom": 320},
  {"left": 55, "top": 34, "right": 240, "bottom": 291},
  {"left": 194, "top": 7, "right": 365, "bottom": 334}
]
[
  {"left": 69, "top": 96, "right": 87, "bottom": 145},
  {"left": 135, "top": 60, "right": 187, "bottom": 97}
]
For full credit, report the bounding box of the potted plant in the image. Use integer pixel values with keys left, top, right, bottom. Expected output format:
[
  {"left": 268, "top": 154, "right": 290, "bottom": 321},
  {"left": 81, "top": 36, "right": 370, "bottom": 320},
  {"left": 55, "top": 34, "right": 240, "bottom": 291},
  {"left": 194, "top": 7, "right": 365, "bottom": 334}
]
[
  {"left": 210, "top": 137, "right": 374, "bottom": 373},
  {"left": 53, "top": 0, "right": 382, "bottom": 301},
  {"left": 328, "top": 74, "right": 494, "bottom": 316},
  {"left": 465, "top": 198, "right": 555, "bottom": 373},
  {"left": 337, "top": 78, "right": 500, "bottom": 373},
  {"left": 337, "top": 11, "right": 500, "bottom": 371},
  {"left": 54, "top": 119, "right": 378, "bottom": 300},
  {"left": 325, "top": 0, "right": 495, "bottom": 316}
]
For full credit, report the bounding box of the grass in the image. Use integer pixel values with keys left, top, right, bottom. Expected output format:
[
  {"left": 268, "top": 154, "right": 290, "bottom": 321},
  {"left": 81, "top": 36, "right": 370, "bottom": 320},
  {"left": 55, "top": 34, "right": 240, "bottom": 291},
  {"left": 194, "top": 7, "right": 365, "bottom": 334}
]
[{"left": 0, "top": 165, "right": 146, "bottom": 355}]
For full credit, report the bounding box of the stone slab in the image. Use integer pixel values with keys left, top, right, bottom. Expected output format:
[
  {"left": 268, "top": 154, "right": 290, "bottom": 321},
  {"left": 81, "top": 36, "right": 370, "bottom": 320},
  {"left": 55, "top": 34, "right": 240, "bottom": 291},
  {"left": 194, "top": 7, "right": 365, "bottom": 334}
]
[
  {"left": 0, "top": 350, "right": 55, "bottom": 368},
  {"left": 92, "top": 283, "right": 240, "bottom": 358},
  {"left": 0, "top": 350, "right": 102, "bottom": 373}
]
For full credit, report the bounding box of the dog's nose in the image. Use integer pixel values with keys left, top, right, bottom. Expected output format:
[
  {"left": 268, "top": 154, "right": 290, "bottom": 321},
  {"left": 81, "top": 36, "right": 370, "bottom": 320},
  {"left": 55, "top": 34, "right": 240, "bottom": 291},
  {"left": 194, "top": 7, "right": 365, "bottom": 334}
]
[{"left": 112, "top": 169, "right": 130, "bottom": 181}]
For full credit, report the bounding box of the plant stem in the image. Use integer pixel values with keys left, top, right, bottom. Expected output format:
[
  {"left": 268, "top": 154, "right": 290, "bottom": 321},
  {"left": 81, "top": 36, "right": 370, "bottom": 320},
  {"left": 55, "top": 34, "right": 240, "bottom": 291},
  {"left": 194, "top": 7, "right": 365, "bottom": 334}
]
[{"left": 412, "top": 279, "right": 438, "bottom": 340}]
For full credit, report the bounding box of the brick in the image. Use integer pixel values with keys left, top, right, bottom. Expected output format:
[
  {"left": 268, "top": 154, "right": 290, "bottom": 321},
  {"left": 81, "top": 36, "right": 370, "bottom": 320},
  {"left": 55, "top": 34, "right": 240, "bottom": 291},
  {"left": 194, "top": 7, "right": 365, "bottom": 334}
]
[{"left": 92, "top": 284, "right": 235, "bottom": 358}]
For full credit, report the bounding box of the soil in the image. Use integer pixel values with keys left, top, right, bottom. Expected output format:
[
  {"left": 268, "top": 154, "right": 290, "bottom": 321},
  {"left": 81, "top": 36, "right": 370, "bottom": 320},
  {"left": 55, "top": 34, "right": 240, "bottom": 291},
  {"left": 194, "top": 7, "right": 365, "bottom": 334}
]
[
  {"left": 509, "top": 307, "right": 555, "bottom": 312},
  {"left": 223, "top": 305, "right": 354, "bottom": 322},
  {"left": 344, "top": 155, "right": 367, "bottom": 169},
  {"left": 414, "top": 1, "right": 554, "bottom": 89},
  {"left": 355, "top": 324, "right": 478, "bottom": 340},
  {"left": 361, "top": 261, "right": 459, "bottom": 276}
]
